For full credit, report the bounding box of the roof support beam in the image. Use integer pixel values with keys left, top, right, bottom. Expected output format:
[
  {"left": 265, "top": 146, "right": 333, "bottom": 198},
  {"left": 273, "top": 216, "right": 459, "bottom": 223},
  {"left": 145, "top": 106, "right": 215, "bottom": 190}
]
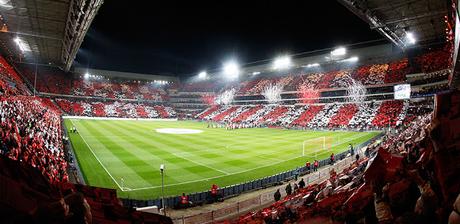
[
  {"left": 61, "top": 0, "right": 103, "bottom": 71},
  {"left": 371, "top": 10, "right": 448, "bottom": 29},
  {"left": 337, "top": 0, "right": 406, "bottom": 48},
  {"left": 3, "top": 30, "right": 62, "bottom": 41}
]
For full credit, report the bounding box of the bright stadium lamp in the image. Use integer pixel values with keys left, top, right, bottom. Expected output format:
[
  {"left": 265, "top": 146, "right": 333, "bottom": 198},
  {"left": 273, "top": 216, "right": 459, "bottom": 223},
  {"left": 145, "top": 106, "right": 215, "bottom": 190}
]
[
  {"left": 406, "top": 32, "right": 416, "bottom": 45},
  {"left": 252, "top": 71, "right": 260, "bottom": 75},
  {"left": 223, "top": 61, "right": 239, "bottom": 79},
  {"left": 273, "top": 55, "right": 292, "bottom": 70},
  {"left": 198, "top": 71, "right": 207, "bottom": 79},
  {"left": 304, "top": 63, "right": 320, "bottom": 68},
  {"left": 341, "top": 56, "right": 359, "bottom": 63},
  {"left": 331, "top": 47, "right": 346, "bottom": 56},
  {"left": 84, "top": 73, "right": 90, "bottom": 79},
  {"left": 14, "top": 37, "right": 30, "bottom": 52}
]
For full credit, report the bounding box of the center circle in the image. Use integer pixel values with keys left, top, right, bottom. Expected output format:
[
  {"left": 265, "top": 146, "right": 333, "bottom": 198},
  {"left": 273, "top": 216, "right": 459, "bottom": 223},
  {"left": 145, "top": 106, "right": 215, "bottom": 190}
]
[{"left": 155, "top": 128, "right": 203, "bottom": 134}]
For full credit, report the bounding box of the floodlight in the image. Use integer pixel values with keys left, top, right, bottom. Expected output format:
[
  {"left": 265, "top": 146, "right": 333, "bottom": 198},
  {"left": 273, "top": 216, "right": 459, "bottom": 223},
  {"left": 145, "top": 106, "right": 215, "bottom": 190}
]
[
  {"left": 0, "top": 0, "right": 12, "bottom": 7},
  {"left": 198, "top": 71, "right": 207, "bottom": 79},
  {"left": 341, "top": 56, "right": 359, "bottom": 63},
  {"left": 406, "top": 32, "right": 416, "bottom": 45},
  {"left": 305, "top": 63, "right": 320, "bottom": 68},
  {"left": 331, "top": 47, "right": 346, "bottom": 56},
  {"left": 14, "top": 37, "right": 30, "bottom": 52},
  {"left": 252, "top": 71, "right": 260, "bottom": 75},
  {"left": 273, "top": 56, "right": 292, "bottom": 70},
  {"left": 223, "top": 61, "right": 239, "bottom": 78},
  {"left": 84, "top": 73, "right": 90, "bottom": 79}
]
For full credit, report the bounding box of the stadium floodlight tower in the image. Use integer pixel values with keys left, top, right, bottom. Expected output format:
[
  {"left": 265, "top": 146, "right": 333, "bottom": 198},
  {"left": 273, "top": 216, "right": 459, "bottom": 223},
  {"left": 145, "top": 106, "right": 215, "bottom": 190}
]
[
  {"left": 223, "top": 60, "right": 240, "bottom": 79},
  {"left": 160, "top": 164, "right": 165, "bottom": 215}
]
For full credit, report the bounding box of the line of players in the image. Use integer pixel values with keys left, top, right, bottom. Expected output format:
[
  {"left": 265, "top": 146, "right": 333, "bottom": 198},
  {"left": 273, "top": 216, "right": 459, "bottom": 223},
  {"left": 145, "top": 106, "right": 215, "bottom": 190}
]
[{"left": 206, "top": 121, "right": 257, "bottom": 130}]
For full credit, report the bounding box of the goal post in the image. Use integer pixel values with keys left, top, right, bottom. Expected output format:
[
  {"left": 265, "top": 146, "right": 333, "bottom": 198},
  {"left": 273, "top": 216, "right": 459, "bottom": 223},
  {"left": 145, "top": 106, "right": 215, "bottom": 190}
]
[{"left": 302, "top": 136, "right": 334, "bottom": 159}]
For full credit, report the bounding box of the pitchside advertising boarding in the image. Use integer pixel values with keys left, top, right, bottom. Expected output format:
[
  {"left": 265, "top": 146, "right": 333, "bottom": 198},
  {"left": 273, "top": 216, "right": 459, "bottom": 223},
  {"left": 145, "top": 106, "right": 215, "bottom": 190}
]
[{"left": 394, "top": 84, "right": 411, "bottom": 100}]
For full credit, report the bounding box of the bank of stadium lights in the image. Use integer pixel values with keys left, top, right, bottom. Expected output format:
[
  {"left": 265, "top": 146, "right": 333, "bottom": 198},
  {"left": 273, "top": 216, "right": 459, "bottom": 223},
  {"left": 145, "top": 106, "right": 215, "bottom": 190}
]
[
  {"left": 198, "top": 71, "right": 207, "bottom": 79},
  {"left": 331, "top": 47, "right": 346, "bottom": 57},
  {"left": 223, "top": 61, "right": 240, "bottom": 79},
  {"left": 0, "top": 0, "right": 12, "bottom": 8},
  {"left": 340, "top": 56, "right": 359, "bottom": 63},
  {"left": 302, "top": 63, "right": 320, "bottom": 68},
  {"left": 406, "top": 32, "right": 416, "bottom": 45},
  {"left": 272, "top": 56, "right": 292, "bottom": 70},
  {"left": 154, "top": 80, "right": 169, "bottom": 85},
  {"left": 14, "top": 37, "right": 30, "bottom": 52},
  {"left": 252, "top": 71, "right": 260, "bottom": 75}
]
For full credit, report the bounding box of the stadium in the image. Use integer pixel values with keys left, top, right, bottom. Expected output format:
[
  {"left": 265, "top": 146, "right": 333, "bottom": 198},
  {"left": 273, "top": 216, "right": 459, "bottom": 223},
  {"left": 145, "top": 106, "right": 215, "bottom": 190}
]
[{"left": 0, "top": 0, "right": 459, "bottom": 224}]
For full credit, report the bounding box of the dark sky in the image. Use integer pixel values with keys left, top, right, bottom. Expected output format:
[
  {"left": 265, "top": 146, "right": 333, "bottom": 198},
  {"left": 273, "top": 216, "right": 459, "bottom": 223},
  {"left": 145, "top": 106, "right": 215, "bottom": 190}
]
[{"left": 74, "top": 0, "right": 383, "bottom": 77}]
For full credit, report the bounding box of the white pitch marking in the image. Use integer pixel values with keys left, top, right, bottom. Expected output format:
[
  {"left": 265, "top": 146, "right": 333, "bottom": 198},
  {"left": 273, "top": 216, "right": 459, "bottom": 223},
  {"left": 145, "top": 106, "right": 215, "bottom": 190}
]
[
  {"left": 69, "top": 119, "right": 127, "bottom": 192},
  {"left": 124, "top": 132, "right": 371, "bottom": 191}
]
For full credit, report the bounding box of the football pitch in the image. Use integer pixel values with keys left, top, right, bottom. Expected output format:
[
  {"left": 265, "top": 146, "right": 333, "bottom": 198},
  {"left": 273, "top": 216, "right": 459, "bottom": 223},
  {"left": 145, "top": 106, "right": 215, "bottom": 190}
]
[{"left": 64, "top": 119, "right": 380, "bottom": 200}]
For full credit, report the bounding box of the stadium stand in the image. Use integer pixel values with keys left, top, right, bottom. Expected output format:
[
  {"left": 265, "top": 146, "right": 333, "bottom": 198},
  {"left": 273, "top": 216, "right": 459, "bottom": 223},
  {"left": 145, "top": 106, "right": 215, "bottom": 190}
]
[
  {"left": 217, "top": 89, "right": 460, "bottom": 223},
  {"left": 0, "top": 11, "right": 457, "bottom": 221},
  {"left": 0, "top": 56, "right": 173, "bottom": 223},
  {"left": 196, "top": 100, "right": 420, "bottom": 130},
  {"left": 55, "top": 98, "right": 176, "bottom": 118}
]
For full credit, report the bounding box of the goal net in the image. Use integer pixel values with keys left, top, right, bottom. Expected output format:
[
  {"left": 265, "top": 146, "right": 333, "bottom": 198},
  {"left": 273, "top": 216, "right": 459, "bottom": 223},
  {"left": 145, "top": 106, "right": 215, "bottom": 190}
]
[{"left": 302, "top": 136, "right": 335, "bottom": 159}]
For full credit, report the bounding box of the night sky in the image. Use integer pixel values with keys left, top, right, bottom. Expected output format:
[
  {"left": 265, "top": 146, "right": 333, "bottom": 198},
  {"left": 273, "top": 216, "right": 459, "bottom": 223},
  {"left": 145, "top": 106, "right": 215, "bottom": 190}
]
[{"left": 74, "top": 1, "right": 383, "bottom": 77}]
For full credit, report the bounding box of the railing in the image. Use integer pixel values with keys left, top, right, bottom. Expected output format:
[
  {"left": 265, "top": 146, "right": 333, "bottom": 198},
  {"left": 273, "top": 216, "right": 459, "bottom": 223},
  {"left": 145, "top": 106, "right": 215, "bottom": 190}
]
[
  {"left": 120, "top": 133, "right": 383, "bottom": 214},
  {"left": 170, "top": 155, "right": 359, "bottom": 224}
]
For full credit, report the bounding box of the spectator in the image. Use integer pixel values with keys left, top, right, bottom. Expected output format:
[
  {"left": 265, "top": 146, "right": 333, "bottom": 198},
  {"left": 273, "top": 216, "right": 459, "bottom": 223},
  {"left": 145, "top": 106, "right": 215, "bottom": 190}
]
[
  {"left": 293, "top": 183, "right": 299, "bottom": 193},
  {"left": 330, "top": 153, "right": 335, "bottom": 165},
  {"left": 298, "top": 178, "right": 305, "bottom": 189},
  {"left": 285, "top": 183, "right": 292, "bottom": 196},
  {"left": 64, "top": 192, "right": 92, "bottom": 224},
  {"left": 178, "top": 193, "right": 192, "bottom": 209},
  {"left": 274, "top": 189, "right": 281, "bottom": 202},
  {"left": 305, "top": 161, "right": 311, "bottom": 173},
  {"left": 313, "top": 160, "right": 319, "bottom": 172},
  {"left": 210, "top": 184, "right": 219, "bottom": 203},
  {"left": 449, "top": 194, "right": 460, "bottom": 224},
  {"left": 349, "top": 143, "right": 354, "bottom": 155}
]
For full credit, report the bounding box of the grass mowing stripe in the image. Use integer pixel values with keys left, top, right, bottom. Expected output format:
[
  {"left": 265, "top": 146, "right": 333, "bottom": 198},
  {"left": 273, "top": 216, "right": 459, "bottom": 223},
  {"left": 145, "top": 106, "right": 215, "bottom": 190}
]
[
  {"left": 66, "top": 119, "right": 380, "bottom": 199},
  {"left": 104, "top": 120, "right": 231, "bottom": 176},
  {"left": 118, "top": 121, "right": 335, "bottom": 171},
  {"left": 69, "top": 119, "right": 125, "bottom": 191},
  {"left": 97, "top": 120, "right": 225, "bottom": 184},
  {"left": 125, "top": 130, "right": 368, "bottom": 192},
  {"left": 82, "top": 121, "right": 168, "bottom": 187}
]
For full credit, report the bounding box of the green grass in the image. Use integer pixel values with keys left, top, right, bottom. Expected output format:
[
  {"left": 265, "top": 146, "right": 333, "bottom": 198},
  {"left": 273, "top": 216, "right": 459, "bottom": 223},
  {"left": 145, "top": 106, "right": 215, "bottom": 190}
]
[{"left": 64, "top": 119, "right": 380, "bottom": 200}]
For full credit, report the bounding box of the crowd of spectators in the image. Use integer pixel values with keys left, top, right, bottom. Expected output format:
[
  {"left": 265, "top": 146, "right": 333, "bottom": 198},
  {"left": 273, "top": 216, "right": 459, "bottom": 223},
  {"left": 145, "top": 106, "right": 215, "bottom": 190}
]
[
  {"left": 0, "top": 96, "right": 68, "bottom": 184},
  {"left": 223, "top": 91, "right": 459, "bottom": 223},
  {"left": 416, "top": 49, "right": 451, "bottom": 73},
  {"left": 196, "top": 99, "right": 427, "bottom": 130},
  {"left": 0, "top": 56, "right": 29, "bottom": 96},
  {"left": 55, "top": 98, "right": 177, "bottom": 118},
  {"left": 71, "top": 79, "right": 168, "bottom": 101}
]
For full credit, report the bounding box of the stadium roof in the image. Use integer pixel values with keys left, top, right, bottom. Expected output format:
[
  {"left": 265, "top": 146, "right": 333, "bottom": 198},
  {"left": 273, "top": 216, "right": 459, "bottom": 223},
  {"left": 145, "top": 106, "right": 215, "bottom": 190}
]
[
  {"left": 338, "top": 0, "right": 449, "bottom": 48},
  {"left": 0, "top": 0, "right": 103, "bottom": 71}
]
